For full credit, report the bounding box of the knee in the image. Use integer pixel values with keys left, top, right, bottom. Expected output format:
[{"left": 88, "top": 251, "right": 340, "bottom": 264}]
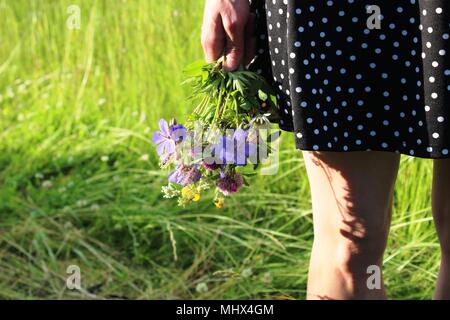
[
  {"left": 323, "top": 214, "right": 389, "bottom": 273},
  {"left": 311, "top": 233, "right": 386, "bottom": 296},
  {"left": 314, "top": 227, "right": 387, "bottom": 274},
  {"left": 334, "top": 237, "right": 385, "bottom": 277}
]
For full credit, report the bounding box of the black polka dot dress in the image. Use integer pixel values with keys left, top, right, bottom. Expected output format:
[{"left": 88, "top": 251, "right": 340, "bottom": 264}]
[{"left": 249, "top": 0, "right": 449, "bottom": 158}]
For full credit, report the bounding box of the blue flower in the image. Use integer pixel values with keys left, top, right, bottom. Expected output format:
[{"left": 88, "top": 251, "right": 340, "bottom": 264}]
[
  {"left": 170, "top": 124, "right": 187, "bottom": 143},
  {"left": 168, "top": 164, "right": 202, "bottom": 186},
  {"left": 216, "top": 129, "right": 257, "bottom": 166},
  {"left": 152, "top": 119, "right": 187, "bottom": 161}
]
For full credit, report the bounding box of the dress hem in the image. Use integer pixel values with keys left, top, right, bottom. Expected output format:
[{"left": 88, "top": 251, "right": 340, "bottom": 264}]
[{"left": 276, "top": 124, "right": 449, "bottom": 160}]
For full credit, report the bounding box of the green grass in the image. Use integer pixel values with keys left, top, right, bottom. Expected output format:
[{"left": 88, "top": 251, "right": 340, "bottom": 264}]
[{"left": 0, "top": 0, "right": 441, "bottom": 299}]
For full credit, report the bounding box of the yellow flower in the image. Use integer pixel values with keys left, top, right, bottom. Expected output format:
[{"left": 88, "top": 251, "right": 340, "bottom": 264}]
[
  {"left": 181, "top": 186, "right": 193, "bottom": 198},
  {"left": 181, "top": 186, "right": 200, "bottom": 202},
  {"left": 214, "top": 197, "right": 224, "bottom": 209},
  {"left": 192, "top": 193, "right": 200, "bottom": 202}
]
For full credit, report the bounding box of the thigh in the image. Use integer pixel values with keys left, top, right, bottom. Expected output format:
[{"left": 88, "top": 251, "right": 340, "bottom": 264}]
[{"left": 302, "top": 151, "right": 400, "bottom": 247}]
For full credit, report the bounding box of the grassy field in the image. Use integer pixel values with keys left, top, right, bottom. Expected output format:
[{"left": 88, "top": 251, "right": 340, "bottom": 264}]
[{"left": 0, "top": 0, "right": 441, "bottom": 299}]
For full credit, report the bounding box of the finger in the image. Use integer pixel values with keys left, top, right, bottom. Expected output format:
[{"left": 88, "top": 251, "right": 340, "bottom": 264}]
[
  {"left": 222, "top": 16, "right": 246, "bottom": 71},
  {"left": 244, "top": 13, "right": 256, "bottom": 67},
  {"left": 201, "top": 13, "right": 226, "bottom": 63}
]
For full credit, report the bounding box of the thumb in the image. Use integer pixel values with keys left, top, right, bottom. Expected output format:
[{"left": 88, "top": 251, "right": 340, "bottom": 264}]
[{"left": 223, "top": 20, "right": 246, "bottom": 71}]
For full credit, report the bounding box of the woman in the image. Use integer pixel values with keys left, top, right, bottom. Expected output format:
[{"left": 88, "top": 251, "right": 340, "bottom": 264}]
[{"left": 201, "top": 0, "right": 449, "bottom": 299}]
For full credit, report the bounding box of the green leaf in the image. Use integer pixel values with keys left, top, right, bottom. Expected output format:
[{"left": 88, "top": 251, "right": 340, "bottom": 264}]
[
  {"left": 233, "top": 79, "right": 244, "bottom": 95},
  {"left": 270, "top": 94, "right": 277, "bottom": 107},
  {"left": 240, "top": 101, "right": 252, "bottom": 111},
  {"left": 258, "top": 89, "right": 268, "bottom": 101}
]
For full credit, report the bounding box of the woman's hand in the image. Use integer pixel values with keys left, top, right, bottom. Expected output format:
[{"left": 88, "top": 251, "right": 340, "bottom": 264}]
[{"left": 201, "top": 0, "right": 255, "bottom": 71}]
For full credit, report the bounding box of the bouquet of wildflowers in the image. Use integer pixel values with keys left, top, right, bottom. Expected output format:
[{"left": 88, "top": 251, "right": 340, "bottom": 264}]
[{"left": 152, "top": 58, "right": 279, "bottom": 207}]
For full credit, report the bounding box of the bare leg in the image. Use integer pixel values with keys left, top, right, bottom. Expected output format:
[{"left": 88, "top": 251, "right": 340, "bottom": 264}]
[
  {"left": 303, "top": 151, "right": 400, "bottom": 300},
  {"left": 432, "top": 159, "right": 450, "bottom": 300}
]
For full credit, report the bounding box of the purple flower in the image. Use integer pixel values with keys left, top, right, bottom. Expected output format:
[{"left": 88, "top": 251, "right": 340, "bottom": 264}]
[
  {"left": 168, "top": 164, "right": 202, "bottom": 186},
  {"left": 216, "top": 129, "right": 257, "bottom": 166},
  {"left": 152, "top": 119, "right": 187, "bottom": 161},
  {"left": 170, "top": 124, "right": 187, "bottom": 143},
  {"left": 202, "top": 161, "right": 221, "bottom": 171},
  {"left": 217, "top": 171, "right": 244, "bottom": 196}
]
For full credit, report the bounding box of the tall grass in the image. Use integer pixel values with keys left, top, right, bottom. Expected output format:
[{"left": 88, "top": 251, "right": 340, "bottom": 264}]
[{"left": 0, "top": 0, "right": 439, "bottom": 299}]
